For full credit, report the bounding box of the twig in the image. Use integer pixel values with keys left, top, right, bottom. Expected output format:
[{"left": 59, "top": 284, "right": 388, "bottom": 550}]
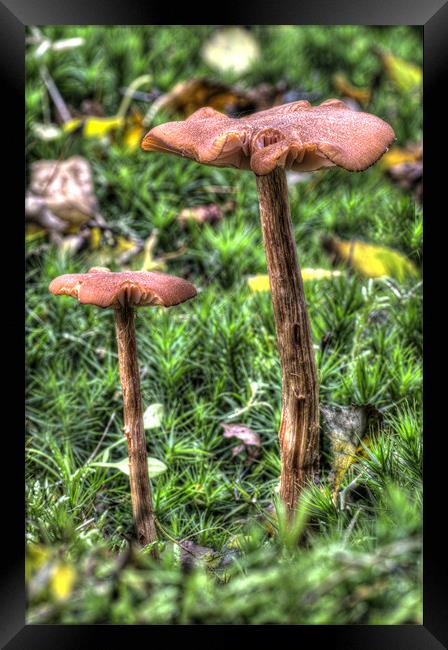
[
  {"left": 339, "top": 472, "right": 363, "bottom": 510},
  {"left": 40, "top": 65, "right": 71, "bottom": 124},
  {"left": 75, "top": 517, "right": 95, "bottom": 532}
]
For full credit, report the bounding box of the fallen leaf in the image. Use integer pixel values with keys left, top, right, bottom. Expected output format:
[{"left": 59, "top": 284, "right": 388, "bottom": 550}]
[
  {"left": 247, "top": 275, "right": 270, "bottom": 292},
  {"left": 222, "top": 423, "right": 261, "bottom": 447},
  {"left": 63, "top": 115, "right": 124, "bottom": 139},
  {"left": 143, "top": 78, "right": 254, "bottom": 123},
  {"left": 321, "top": 236, "right": 418, "bottom": 282},
  {"left": 179, "top": 539, "right": 221, "bottom": 570},
  {"left": 140, "top": 230, "right": 168, "bottom": 272},
  {"left": 143, "top": 78, "right": 321, "bottom": 126},
  {"left": 380, "top": 143, "right": 422, "bottom": 202},
  {"left": 178, "top": 203, "right": 223, "bottom": 225},
  {"left": 177, "top": 201, "right": 235, "bottom": 225},
  {"left": 387, "top": 161, "right": 422, "bottom": 203},
  {"left": 90, "top": 456, "right": 167, "bottom": 478},
  {"left": 321, "top": 404, "right": 369, "bottom": 500},
  {"left": 26, "top": 544, "right": 51, "bottom": 583},
  {"left": 247, "top": 268, "right": 342, "bottom": 292},
  {"left": 122, "top": 109, "right": 146, "bottom": 151},
  {"left": 201, "top": 27, "right": 261, "bottom": 75},
  {"left": 90, "top": 226, "right": 102, "bottom": 250},
  {"left": 378, "top": 51, "right": 422, "bottom": 92},
  {"left": 143, "top": 403, "right": 164, "bottom": 429},
  {"left": 50, "top": 563, "right": 76, "bottom": 601},
  {"left": 332, "top": 73, "right": 372, "bottom": 105},
  {"left": 222, "top": 422, "right": 261, "bottom": 464},
  {"left": 380, "top": 143, "right": 422, "bottom": 170},
  {"left": 28, "top": 156, "right": 98, "bottom": 228},
  {"left": 88, "top": 233, "right": 143, "bottom": 268}
]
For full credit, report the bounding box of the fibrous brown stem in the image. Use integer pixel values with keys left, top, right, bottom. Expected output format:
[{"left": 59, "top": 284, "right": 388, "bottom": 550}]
[
  {"left": 256, "top": 167, "right": 320, "bottom": 515},
  {"left": 114, "top": 305, "right": 158, "bottom": 554}
]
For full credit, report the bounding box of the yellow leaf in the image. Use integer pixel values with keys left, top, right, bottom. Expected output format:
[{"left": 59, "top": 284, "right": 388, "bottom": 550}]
[
  {"left": 26, "top": 544, "right": 51, "bottom": 582},
  {"left": 83, "top": 116, "right": 124, "bottom": 138},
  {"left": 332, "top": 73, "right": 371, "bottom": 105},
  {"left": 63, "top": 118, "right": 83, "bottom": 134},
  {"left": 90, "top": 226, "right": 102, "bottom": 250},
  {"left": 123, "top": 124, "right": 145, "bottom": 150},
  {"left": 331, "top": 437, "right": 358, "bottom": 498},
  {"left": 116, "top": 235, "right": 137, "bottom": 253},
  {"left": 50, "top": 563, "right": 76, "bottom": 601},
  {"left": 247, "top": 275, "right": 270, "bottom": 292},
  {"left": 321, "top": 405, "right": 372, "bottom": 503},
  {"left": 380, "top": 144, "right": 422, "bottom": 170},
  {"left": 122, "top": 111, "right": 146, "bottom": 151},
  {"left": 247, "top": 268, "right": 342, "bottom": 292},
  {"left": 62, "top": 116, "right": 124, "bottom": 139},
  {"left": 140, "top": 232, "right": 167, "bottom": 272},
  {"left": 380, "top": 52, "right": 422, "bottom": 92},
  {"left": 334, "top": 239, "right": 418, "bottom": 282}
]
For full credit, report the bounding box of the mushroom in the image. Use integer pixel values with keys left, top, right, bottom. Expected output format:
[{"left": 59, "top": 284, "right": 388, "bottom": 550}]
[
  {"left": 141, "top": 99, "right": 395, "bottom": 515},
  {"left": 49, "top": 268, "right": 197, "bottom": 552}
]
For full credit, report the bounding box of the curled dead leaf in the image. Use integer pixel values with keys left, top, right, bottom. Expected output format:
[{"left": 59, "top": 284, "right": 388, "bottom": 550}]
[
  {"left": 143, "top": 78, "right": 255, "bottom": 124},
  {"left": 27, "top": 156, "right": 99, "bottom": 230},
  {"left": 222, "top": 422, "right": 261, "bottom": 465}
]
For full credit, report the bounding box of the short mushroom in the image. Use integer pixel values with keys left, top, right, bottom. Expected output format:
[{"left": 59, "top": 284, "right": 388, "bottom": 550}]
[
  {"left": 141, "top": 99, "right": 395, "bottom": 515},
  {"left": 49, "top": 268, "right": 197, "bottom": 552}
]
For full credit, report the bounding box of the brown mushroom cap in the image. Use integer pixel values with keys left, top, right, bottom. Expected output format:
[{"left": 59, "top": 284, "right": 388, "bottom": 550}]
[
  {"left": 49, "top": 268, "right": 197, "bottom": 308},
  {"left": 141, "top": 99, "right": 395, "bottom": 175}
]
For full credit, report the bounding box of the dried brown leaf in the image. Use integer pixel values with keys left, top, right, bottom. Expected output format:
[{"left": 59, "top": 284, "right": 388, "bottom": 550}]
[
  {"left": 222, "top": 423, "right": 261, "bottom": 448},
  {"left": 222, "top": 423, "right": 261, "bottom": 465},
  {"left": 179, "top": 540, "right": 218, "bottom": 570},
  {"left": 177, "top": 203, "right": 224, "bottom": 225},
  {"left": 28, "top": 156, "right": 98, "bottom": 229}
]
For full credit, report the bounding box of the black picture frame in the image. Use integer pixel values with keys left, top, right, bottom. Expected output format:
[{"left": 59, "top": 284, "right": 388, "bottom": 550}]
[{"left": 8, "top": 2, "right": 447, "bottom": 647}]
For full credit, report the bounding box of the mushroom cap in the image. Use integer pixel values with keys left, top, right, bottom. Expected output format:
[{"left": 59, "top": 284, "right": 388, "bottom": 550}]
[
  {"left": 141, "top": 99, "right": 395, "bottom": 175},
  {"left": 49, "top": 268, "right": 197, "bottom": 308}
]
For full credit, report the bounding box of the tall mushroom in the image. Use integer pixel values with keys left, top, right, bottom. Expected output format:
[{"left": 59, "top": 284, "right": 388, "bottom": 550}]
[
  {"left": 49, "top": 267, "right": 197, "bottom": 552},
  {"left": 141, "top": 99, "right": 395, "bottom": 515}
]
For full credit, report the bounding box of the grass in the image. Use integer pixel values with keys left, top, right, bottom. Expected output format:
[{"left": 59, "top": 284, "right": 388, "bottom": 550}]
[{"left": 26, "top": 25, "right": 422, "bottom": 624}]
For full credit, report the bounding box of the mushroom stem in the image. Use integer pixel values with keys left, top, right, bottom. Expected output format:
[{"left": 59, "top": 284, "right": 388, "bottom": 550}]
[
  {"left": 114, "top": 304, "right": 158, "bottom": 554},
  {"left": 255, "top": 168, "right": 320, "bottom": 515}
]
